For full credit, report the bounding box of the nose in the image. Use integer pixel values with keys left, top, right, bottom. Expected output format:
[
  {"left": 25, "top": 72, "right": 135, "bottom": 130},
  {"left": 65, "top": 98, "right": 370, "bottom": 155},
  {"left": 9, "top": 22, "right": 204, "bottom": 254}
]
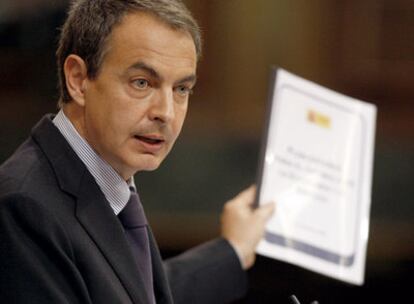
[{"left": 149, "top": 89, "right": 175, "bottom": 124}]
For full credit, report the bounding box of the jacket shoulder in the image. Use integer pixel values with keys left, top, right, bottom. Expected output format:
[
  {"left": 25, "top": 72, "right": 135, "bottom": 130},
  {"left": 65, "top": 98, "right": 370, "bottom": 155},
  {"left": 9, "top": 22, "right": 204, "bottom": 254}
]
[{"left": 0, "top": 137, "right": 55, "bottom": 198}]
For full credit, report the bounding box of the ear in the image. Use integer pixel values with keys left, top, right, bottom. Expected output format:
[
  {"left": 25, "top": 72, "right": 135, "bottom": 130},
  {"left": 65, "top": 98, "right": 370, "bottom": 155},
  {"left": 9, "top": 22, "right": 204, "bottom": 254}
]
[{"left": 63, "top": 54, "right": 89, "bottom": 106}]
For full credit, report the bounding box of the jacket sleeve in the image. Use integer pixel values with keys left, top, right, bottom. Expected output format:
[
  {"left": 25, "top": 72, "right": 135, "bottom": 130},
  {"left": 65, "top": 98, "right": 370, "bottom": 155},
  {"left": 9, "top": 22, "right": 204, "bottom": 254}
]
[
  {"left": 0, "top": 193, "right": 92, "bottom": 304},
  {"left": 164, "top": 238, "right": 248, "bottom": 304}
]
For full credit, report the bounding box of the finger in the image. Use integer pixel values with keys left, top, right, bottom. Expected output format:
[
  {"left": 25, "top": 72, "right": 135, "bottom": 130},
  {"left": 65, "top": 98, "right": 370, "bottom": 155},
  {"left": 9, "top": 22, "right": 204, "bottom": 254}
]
[
  {"left": 255, "top": 201, "right": 275, "bottom": 220},
  {"left": 236, "top": 185, "right": 256, "bottom": 198},
  {"left": 232, "top": 185, "right": 256, "bottom": 206}
]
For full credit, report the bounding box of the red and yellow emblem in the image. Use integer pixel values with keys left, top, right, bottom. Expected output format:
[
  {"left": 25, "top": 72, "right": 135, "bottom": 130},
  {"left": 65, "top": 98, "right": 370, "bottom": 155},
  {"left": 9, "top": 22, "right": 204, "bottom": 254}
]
[{"left": 307, "top": 109, "right": 331, "bottom": 128}]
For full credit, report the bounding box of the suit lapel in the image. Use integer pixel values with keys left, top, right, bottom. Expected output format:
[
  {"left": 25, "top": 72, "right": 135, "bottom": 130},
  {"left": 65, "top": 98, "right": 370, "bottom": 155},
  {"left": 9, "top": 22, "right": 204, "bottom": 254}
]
[
  {"left": 75, "top": 176, "right": 151, "bottom": 304},
  {"left": 147, "top": 227, "right": 173, "bottom": 304},
  {"left": 31, "top": 115, "right": 155, "bottom": 304}
]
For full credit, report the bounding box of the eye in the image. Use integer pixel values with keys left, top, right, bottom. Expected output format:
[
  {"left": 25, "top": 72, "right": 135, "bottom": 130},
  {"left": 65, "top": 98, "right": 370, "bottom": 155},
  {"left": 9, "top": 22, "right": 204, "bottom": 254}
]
[
  {"left": 175, "top": 85, "right": 193, "bottom": 97},
  {"left": 132, "top": 78, "right": 149, "bottom": 89}
]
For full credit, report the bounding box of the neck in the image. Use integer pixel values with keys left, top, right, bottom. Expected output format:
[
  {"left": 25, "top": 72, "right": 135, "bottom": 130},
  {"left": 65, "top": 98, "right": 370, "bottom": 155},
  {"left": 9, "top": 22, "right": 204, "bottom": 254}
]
[{"left": 62, "top": 103, "right": 88, "bottom": 140}]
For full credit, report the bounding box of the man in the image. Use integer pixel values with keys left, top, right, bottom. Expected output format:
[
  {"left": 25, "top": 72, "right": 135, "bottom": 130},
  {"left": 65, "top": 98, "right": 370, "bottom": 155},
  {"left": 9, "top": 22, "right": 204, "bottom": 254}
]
[{"left": 0, "top": 1, "right": 274, "bottom": 303}]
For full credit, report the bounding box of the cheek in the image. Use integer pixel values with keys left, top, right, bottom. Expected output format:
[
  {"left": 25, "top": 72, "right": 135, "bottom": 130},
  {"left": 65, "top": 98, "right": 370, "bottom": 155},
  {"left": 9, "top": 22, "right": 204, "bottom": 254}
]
[
  {"left": 89, "top": 102, "right": 131, "bottom": 146},
  {"left": 173, "top": 106, "right": 188, "bottom": 134},
  {"left": 107, "top": 111, "right": 136, "bottom": 142}
]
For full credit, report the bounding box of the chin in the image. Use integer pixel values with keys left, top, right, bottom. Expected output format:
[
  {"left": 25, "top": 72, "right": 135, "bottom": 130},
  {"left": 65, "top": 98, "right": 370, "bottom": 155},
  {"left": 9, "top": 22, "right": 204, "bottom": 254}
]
[
  {"left": 123, "top": 152, "right": 167, "bottom": 174},
  {"left": 140, "top": 162, "right": 161, "bottom": 171},
  {"left": 133, "top": 158, "right": 163, "bottom": 172}
]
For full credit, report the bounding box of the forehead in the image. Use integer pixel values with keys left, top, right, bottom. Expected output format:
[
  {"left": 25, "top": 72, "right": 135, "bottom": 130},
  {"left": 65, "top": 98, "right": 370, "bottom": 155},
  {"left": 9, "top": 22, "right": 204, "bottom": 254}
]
[{"left": 102, "top": 11, "right": 197, "bottom": 74}]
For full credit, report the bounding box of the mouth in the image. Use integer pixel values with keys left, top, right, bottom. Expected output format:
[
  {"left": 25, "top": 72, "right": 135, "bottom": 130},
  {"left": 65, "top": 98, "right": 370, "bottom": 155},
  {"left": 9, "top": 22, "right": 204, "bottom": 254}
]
[
  {"left": 133, "top": 134, "right": 165, "bottom": 153},
  {"left": 134, "top": 135, "right": 164, "bottom": 145}
]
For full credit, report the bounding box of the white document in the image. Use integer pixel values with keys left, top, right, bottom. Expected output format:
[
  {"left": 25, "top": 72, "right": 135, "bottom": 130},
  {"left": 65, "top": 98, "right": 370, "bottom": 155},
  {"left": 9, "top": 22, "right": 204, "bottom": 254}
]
[{"left": 256, "top": 68, "right": 376, "bottom": 285}]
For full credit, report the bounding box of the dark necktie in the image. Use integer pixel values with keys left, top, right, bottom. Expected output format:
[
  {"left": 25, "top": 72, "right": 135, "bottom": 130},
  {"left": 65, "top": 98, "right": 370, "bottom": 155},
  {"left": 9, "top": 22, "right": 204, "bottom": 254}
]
[{"left": 118, "top": 190, "right": 155, "bottom": 303}]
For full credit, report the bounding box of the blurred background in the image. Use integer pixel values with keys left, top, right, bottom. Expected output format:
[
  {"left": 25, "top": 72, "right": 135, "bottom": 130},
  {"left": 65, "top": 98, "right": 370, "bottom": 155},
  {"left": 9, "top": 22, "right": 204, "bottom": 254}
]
[{"left": 0, "top": 0, "right": 413, "bottom": 302}]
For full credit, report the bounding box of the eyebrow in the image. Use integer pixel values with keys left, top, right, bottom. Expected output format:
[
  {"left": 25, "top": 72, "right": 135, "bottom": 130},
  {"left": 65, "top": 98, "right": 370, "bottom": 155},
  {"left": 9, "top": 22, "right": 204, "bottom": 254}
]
[
  {"left": 128, "top": 62, "right": 159, "bottom": 79},
  {"left": 127, "top": 61, "right": 197, "bottom": 86}
]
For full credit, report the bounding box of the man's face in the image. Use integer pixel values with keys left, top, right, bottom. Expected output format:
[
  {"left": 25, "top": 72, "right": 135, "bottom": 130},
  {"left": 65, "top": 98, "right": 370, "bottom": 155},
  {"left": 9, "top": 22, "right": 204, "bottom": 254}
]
[{"left": 80, "top": 12, "right": 197, "bottom": 179}]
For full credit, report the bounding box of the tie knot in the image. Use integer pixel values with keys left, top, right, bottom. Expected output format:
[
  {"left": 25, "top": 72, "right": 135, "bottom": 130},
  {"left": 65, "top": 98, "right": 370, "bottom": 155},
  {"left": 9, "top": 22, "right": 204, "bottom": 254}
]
[{"left": 118, "top": 192, "right": 148, "bottom": 228}]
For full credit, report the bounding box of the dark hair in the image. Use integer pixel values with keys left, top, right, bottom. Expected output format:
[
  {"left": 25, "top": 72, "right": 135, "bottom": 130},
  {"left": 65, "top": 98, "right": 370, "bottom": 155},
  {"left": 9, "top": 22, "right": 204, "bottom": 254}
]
[{"left": 56, "top": 0, "right": 201, "bottom": 106}]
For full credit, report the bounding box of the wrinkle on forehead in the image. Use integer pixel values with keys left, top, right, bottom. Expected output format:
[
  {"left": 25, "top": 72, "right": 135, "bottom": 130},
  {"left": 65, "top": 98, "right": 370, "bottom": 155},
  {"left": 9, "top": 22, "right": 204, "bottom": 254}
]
[
  {"left": 101, "top": 11, "right": 197, "bottom": 76},
  {"left": 113, "top": 13, "right": 195, "bottom": 58}
]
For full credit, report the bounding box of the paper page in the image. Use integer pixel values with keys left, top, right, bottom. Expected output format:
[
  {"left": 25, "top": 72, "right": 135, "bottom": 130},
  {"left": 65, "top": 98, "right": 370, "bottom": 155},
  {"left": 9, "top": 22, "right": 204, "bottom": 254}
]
[{"left": 256, "top": 68, "right": 376, "bottom": 285}]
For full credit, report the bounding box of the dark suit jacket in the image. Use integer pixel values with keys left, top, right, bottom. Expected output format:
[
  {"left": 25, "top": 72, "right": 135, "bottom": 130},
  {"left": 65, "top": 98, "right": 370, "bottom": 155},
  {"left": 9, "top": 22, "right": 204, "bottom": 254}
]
[{"left": 0, "top": 115, "right": 247, "bottom": 303}]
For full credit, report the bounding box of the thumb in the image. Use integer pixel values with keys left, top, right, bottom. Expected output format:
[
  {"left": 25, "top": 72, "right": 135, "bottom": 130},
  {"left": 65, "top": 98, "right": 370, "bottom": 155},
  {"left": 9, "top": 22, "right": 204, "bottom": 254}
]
[{"left": 256, "top": 202, "right": 275, "bottom": 220}]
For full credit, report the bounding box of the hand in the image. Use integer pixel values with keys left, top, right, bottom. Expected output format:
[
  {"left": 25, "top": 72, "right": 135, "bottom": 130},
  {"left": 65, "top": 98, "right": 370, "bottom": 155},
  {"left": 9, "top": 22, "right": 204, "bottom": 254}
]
[{"left": 220, "top": 185, "right": 274, "bottom": 269}]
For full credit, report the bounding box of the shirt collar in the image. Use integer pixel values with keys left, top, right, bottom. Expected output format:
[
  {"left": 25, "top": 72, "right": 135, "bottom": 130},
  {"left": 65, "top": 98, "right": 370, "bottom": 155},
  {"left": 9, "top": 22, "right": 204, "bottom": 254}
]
[{"left": 53, "top": 110, "right": 133, "bottom": 215}]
